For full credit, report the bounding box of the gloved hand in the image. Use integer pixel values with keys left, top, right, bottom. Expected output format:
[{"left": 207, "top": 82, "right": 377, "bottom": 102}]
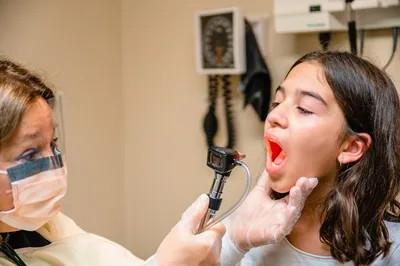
[
  {"left": 227, "top": 170, "right": 318, "bottom": 252},
  {"left": 155, "top": 194, "right": 226, "bottom": 266}
]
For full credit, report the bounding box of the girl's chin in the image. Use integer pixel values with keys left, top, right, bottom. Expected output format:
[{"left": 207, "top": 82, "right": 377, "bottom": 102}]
[
  {"left": 271, "top": 184, "right": 290, "bottom": 193},
  {"left": 269, "top": 178, "right": 292, "bottom": 194},
  {"left": 271, "top": 186, "right": 290, "bottom": 194}
]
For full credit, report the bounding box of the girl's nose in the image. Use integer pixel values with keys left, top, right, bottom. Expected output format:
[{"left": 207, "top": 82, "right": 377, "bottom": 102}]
[{"left": 266, "top": 104, "right": 289, "bottom": 129}]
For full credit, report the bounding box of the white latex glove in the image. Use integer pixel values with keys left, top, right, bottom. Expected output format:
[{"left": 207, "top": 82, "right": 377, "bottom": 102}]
[
  {"left": 227, "top": 170, "right": 318, "bottom": 252},
  {"left": 155, "top": 194, "right": 226, "bottom": 266}
]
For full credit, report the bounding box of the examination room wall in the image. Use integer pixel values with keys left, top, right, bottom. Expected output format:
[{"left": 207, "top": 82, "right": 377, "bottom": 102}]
[
  {"left": 122, "top": 0, "right": 400, "bottom": 258},
  {"left": 0, "top": 0, "right": 125, "bottom": 242},
  {"left": 0, "top": 0, "right": 398, "bottom": 260}
]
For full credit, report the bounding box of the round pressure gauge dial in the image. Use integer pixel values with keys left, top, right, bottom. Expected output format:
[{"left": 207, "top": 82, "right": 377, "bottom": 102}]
[
  {"left": 196, "top": 7, "right": 245, "bottom": 74},
  {"left": 201, "top": 13, "right": 234, "bottom": 69}
]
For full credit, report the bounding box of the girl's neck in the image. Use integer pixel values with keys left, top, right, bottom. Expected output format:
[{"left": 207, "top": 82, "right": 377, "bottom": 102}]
[
  {"left": 286, "top": 175, "right": 335, "bottom": 256},
  {"left": 304, "top": 171, "right": 336, "bottom": 212}
]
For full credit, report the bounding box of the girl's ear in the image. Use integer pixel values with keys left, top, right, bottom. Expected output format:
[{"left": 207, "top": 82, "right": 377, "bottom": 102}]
[{"left": 338, "top": 133, "right": 371, "bottom": 164}]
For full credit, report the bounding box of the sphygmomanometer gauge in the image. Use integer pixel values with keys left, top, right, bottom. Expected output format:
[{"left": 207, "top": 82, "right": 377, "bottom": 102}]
[
  {"left": 195, "top": 7, "right": 245, "bottom": 75},
  {"left": 203, "top": 14, "right": 234, "bottom": 68}
]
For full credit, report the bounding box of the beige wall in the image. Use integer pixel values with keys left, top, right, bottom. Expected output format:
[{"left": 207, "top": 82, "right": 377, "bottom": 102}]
[
  {"left": 0, "top": 0, "right": 398, "bottom": 260},
  {"left": 0, "top": 0, "right": 124, "bottom": 242}
]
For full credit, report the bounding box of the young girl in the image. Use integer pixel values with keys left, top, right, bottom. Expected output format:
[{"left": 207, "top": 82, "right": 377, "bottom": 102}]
[{"left": 221, "top": 51, "right": 400, "bottom": 265}]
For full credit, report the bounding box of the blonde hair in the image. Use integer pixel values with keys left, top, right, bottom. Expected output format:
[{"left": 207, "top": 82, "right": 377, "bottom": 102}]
[{"left": 0, "top": 59, "right": 54, "bottom": 145}]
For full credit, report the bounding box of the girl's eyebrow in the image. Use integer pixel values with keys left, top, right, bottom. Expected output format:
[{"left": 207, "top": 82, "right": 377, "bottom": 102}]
[
  {"left": 299, "top": 90, "right": 328, "bottom": 106},
  {"left": 277, "top": 85, "right": 327, "bottom": 106}
]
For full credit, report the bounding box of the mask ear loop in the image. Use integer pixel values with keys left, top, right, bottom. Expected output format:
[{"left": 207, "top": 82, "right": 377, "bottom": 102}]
[{"left": 199, "top": 160, "right": 251, "bottom": 232}]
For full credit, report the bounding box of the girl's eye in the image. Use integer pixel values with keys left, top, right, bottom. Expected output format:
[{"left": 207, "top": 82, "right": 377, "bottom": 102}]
[
  {"left": 270, "top": 102, "right": 280, "bottom": 109},
  {"left": 297, "top": 106, "right": 313, "bottom": 115},
  {"left": 17, "top": 149, "right": 39, "bottom": 162}
]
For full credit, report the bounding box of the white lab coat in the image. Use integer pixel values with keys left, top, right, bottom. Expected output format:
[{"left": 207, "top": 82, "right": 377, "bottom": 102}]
[{"left": 0, "top": 213, "right": 155, "bottom": 265}]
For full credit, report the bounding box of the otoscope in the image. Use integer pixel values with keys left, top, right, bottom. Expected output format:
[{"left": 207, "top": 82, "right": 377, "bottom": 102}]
[{"left": 198, "top": 146, "right": 251, "bottom": 232}]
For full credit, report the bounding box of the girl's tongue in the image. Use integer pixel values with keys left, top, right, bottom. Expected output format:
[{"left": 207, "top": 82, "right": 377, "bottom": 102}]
[{"left": 269, "top": 140, "right": 286, "bottom": 165}]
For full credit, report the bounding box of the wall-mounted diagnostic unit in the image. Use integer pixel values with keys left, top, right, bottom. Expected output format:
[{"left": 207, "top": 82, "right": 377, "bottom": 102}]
[{"left": 274, "top": 0, "right": 400, "bottom": 33}]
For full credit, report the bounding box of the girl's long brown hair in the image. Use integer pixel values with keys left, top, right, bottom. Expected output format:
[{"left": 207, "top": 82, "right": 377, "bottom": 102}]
[{"left": 290, "top": 51, "right": 400, "bottom": 265}]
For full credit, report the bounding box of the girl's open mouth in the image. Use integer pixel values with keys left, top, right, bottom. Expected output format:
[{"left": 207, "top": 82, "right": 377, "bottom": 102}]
[
  {"left": 264, "top": 135, "right": 288, "bottom": 175},
  {"left": 269, "top": 139, "right": 286, "bottom": 166}
]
